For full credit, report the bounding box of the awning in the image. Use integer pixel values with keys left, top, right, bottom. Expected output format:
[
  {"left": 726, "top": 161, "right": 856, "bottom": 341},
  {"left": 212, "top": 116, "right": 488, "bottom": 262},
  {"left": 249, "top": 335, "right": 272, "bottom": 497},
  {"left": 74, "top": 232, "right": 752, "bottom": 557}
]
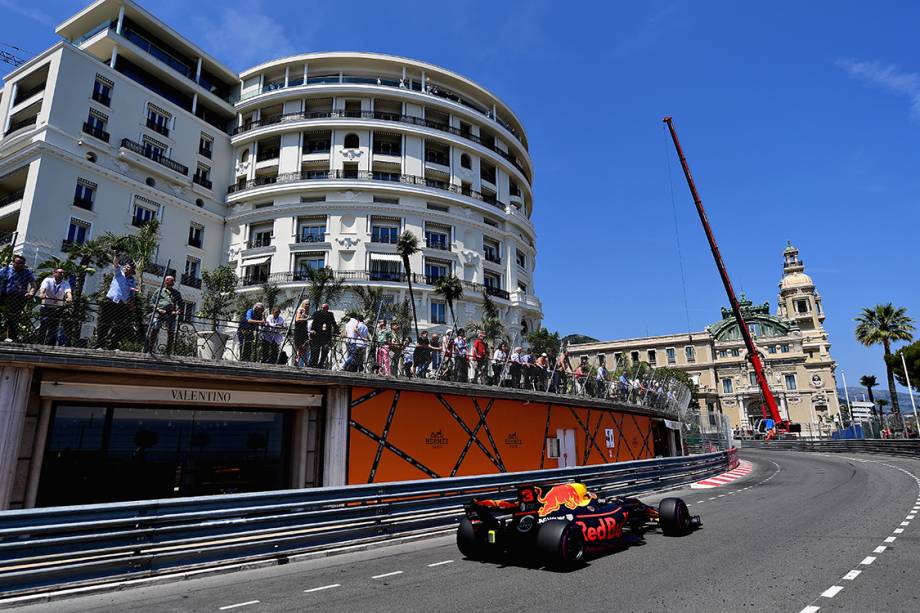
[
  {"left": 368, "top": 253, "right": 402, "bottom": 262},
  {"left": 242, "top": 255, "right": 272, "bottom": 266},
  {"left": 663, "top": 419, "right": 682, "bottom": 431}
]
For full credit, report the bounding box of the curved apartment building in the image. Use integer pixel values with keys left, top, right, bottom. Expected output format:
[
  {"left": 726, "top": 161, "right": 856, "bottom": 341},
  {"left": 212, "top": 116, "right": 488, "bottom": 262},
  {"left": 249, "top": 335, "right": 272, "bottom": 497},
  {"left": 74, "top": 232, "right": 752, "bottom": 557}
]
[{"left": 0, "top": 0, "right": 542, "bottom": 336}]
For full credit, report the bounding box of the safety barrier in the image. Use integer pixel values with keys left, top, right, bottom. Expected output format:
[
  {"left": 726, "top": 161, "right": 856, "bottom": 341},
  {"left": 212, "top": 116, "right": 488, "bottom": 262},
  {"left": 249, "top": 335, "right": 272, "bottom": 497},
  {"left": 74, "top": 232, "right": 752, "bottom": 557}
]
[
  {"left": 0, "top": 450, "right": 735, "bottom": 597},
  {"left": 741, "top": 439, "right": 920, "bottom": 457}
]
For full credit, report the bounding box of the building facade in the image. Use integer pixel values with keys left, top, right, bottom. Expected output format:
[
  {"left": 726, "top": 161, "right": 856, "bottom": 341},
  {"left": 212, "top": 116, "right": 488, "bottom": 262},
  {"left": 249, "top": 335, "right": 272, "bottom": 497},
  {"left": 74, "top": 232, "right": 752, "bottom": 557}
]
[
  {"left": 568, "top": 244, "right": 840, "bottom": 435},
  {"left": 0, "top": 0, "right": 542, "bottom": 335}
]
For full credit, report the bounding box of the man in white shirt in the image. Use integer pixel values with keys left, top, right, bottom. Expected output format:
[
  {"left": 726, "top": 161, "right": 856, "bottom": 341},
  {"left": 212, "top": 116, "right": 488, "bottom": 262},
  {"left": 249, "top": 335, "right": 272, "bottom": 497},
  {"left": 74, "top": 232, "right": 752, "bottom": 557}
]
[
  {"left": 38, "top": 268, "right": 72, "bottom": 346},
  {"left": 344, "top": 315, "right": 370, "bottom": 372},
  {"left": 260, "top": 307, "right": 285, "bottom": 364}
]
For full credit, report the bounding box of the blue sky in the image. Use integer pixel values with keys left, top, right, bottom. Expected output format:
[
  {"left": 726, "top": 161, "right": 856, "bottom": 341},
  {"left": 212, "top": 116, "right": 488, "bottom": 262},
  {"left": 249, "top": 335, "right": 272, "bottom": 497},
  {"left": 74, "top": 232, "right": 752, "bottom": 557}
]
[{"left": 2, "top": 1, "right": 918, "bottom": 395}]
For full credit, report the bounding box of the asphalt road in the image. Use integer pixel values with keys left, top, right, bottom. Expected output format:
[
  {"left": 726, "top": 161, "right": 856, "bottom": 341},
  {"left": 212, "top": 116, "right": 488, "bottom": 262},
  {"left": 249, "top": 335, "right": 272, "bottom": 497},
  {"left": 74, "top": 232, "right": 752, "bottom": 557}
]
[{"left": 7, "top": 449, "right": 920, "bottom": 613}]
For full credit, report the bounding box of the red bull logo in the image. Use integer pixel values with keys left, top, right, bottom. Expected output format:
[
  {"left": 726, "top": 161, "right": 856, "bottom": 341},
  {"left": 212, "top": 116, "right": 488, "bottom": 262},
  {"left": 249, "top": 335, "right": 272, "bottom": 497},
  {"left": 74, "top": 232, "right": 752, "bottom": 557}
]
[{"left": 536, "top": 483, "right": 595, "bottom": 517}]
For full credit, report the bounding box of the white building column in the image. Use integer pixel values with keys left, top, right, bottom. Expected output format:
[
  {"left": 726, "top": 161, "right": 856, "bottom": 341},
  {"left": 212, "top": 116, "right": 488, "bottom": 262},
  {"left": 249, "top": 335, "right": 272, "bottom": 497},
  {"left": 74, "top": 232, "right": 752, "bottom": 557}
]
[
  {"left": 0, "top": 366, "right": 34, "bottom": 509},
  {"left": 109, "top": 45, "right": 118, "bottom": 69},
  {"left": 116, "top": 4, "right": 126, "bottom": 35},
  {"left": 322, "top": 386, "right": 349, "bottom": 486}
]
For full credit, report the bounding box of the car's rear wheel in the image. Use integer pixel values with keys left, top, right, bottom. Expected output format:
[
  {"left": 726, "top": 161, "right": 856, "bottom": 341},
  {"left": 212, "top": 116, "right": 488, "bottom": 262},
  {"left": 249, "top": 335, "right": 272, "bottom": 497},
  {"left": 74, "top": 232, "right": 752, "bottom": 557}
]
[
  {"left": 457, "top": 518, "right": 486, "bottom": 560},
  {"left": 536, "top": 520, "right": 585, "bottom": 569},
  {"left": 659, "top": 497, "right": 692, "bottom": 536}
]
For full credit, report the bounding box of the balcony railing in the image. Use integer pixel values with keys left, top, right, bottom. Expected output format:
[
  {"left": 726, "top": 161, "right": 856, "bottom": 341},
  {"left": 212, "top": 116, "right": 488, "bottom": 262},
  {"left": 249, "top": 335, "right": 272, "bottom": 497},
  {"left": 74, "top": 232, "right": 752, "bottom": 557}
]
[
  {"left": 72, "top": 196, "right": 93, "bottom": 211},
  {"left": 193, "top": 174, "right": 213, "bottom": 189},
  {"left": 484, "top": 251, "right": 502, "bottom": 265},
  {"left": 230, "top": 109, "right": 528, "bottom": 177},
  {"left": 198, "top": 145, "right": 213, "bottom": 159},
  {"left": 132, "top": 217, "right": 155, "bottom": 228},
  {"left": 424, "top": 151, "right": 450, "bottom": 166},
  {"left": 372, "top": 146, "right": 402, "bottom": 156},
  {"left": 227, "top": 171, "right": 512, "bottom": 215},
  {"left": 298, "top": 232, "right": 327, "bottom": 243},
  {"left": 425, "top": 237, "right": 450, "bottom": 250},
  {"left": 82, "top": 122, "right": 110, "bottom": 142},
  {"left": 245, "top": 237, "right": 273, "bottom": 249},
  {"left": 188, "top": 237, "right": 203, "bottom": 249},
  {"left": 231, "top": 77, "right": 528, "bottom": 149},
  {"left": 91, "top": 90, "right": 111, "bottom": 106},
  {"left": 0, "top": 190, "right": 25, "bottom": 207},
  {"left": 120, "top": 138, "right": 189, "bottom": 175},
  {"left": 485, "top": 286, "right": 510, "bottom": 300},
  {"left": 5, "top": 116, "right": 37, "bottom": 135},
  {"left": 145, "top": 118, "right": 170, "bottom": 137},
  {"left": 180, "top": 273, "right": 202, "bottom": 289},
  {"left": 256, "top": 148, "right": 280, "bottom": 162}
]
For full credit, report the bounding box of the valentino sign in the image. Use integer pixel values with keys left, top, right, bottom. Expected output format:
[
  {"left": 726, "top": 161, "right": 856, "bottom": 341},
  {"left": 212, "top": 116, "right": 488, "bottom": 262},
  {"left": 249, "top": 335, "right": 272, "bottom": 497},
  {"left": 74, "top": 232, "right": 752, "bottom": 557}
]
[{"left": 41, "top": 381, "right": 322, "bottom": 408}]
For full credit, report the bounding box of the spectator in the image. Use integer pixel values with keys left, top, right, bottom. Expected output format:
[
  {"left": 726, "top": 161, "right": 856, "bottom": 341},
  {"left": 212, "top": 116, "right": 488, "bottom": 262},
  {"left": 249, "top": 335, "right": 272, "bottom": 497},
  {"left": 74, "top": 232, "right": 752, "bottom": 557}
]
[
  {"left": 520, "top": 348, "right": 534, "bottom": 389},
  {"left": 439, "top": 331, "right": 454, "bottom": 379},
  {"left": 414, "top": 330, "right": 431, "bottom": 378},
  {"left": 309, "top": 303, "right": 337, "bottom": 368},
  {"left": 402, "top": 339, "right": 414, "bottom": 378},
  {"left": 575, "top": 356, "right": 591, "bottom": 395},
  {"left": 343, "top": 315, "right": 369, "bottom": 372},
  {"left": 0, "top": 255, "right": 37, "bottom": 342},
  {"left": 293, "top": 299, "right": 311, "bottom": 366},
  {"left": 146, "top": 275, "right": 183, "bottom": 354},
  {"left": 453, "top": 328, "right": 468, "bottom": 383},
  {"left": 557, "top": 351, "right": 573, "bottom": 394},
  {"left": 388, "top": 322, "right": 404, "bottom": 378},
  {"left": 492, "top": 342, "right": 508, "bottom": 386},
  {"left": 618, "top": 372, "right": 630, "bottom": 400},
  {"left": 429, "top": 333, "right": 441, "bottom": 374},
  {"left": 261, "top": 306, "right": 285, "bottom": 363},
  {"left": 470, "top": 332, "right": 489, "bottom": 384},
  {"left": 535, "top": 352, "right": 549, "bottom": 390},
  {"left": 37, "top": 267, "right": 72, "bottom": 346},
  {"left": 509, "top": 346, "right": 523, "bottom": 388},
  {"left": 95, "top": 255, "right": 136, "bottom": 350},
  {"left": 238, "top": 302, "right": 265, "bottom": 362},
  {"left": 594, "top": 357, "right": 610, "bottom": 398},
  {"left": 374, "top": 319, "right": 392, "bottom": 376}
]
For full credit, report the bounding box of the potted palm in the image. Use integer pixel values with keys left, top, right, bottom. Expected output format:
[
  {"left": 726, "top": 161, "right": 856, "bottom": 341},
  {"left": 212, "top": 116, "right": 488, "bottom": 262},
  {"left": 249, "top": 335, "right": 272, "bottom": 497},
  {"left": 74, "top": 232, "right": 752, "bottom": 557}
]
[{"left": 197, "top": 265, "right": 238, "bottom": 359}]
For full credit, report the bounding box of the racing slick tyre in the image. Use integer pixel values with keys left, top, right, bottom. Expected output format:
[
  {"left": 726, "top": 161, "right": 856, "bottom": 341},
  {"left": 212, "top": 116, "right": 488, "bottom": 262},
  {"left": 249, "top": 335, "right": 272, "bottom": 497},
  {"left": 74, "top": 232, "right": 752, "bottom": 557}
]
[
  {"left": 536, "top": 520, "right": 585, "bottom": 569},
  {"left": 659, "top": 497, "right": 692, "bottom": 536},
  {"left": 457, "top": 518, "right": 487, "bottom": 560}
]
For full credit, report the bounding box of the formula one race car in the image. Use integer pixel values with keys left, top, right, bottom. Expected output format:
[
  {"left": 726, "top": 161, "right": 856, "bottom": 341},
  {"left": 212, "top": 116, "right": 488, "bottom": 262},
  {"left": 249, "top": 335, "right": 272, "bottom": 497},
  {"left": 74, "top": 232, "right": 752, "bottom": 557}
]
[{"left": 457, "top": 482, "right": 701, "bottom": 569}]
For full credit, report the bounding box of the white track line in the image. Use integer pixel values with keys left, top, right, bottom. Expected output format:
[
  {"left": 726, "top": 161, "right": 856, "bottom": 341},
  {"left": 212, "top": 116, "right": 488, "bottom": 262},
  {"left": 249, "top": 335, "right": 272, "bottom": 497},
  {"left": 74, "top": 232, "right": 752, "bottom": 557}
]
[
  {"left": 219, "top": 601, "right": 260, "bottom": 610},
  {"left": 303, "top": 584, "right": 341, "bottom": 594},
  {"left": 821, "top": 586, "right": 843, "bottom": 598},
  {"left": 427, "top": 560, "right": 454, "bottom": 567},
  {"left": 371, "top": 571, "right": 404, "bottom": 579},
  {"left": 842, "top": 570, "right": 861, "bottom": 580},
  {"left": 860, "top": 556, "right": 875, "bottom": 565},
  {"left": 799, "top": 606, "right": 821, "bottom": 613}
]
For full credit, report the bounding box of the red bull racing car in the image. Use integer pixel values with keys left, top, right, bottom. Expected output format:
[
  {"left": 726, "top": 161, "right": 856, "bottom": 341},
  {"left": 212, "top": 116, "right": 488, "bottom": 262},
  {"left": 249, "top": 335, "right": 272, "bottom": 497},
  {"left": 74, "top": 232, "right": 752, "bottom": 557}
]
[{"left": 457, "top": 482, "right": 701, "bottom": 569}]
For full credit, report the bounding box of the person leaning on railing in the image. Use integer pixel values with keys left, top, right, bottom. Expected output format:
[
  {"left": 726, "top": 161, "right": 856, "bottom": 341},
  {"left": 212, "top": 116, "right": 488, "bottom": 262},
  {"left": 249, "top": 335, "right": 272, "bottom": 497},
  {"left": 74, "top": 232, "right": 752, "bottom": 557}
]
[
  {"left": 293, "top": 299, "right": 311, "bottom": 367},
  {"left": 261, "top": 306, "right": 285, "bottom": 364},
  {"left": 308, "top": 303, "right": 337, "bottom": 368},
  {"left": 414, "top": 330, "right": 431, "bottom": 378},
  {"left": 37, "top": 267, "right": 72, "bottom": 346},
  {"left": 0, "top": 254, "right": 37, "bottom": 343},
  {"left": 145, "top": 275, "right": 183, "bottom": 354},
  {"left": 452, "top": 328, "right": 468, "bottom": 383},
  {"left": 342, "top": 314, "right": 369, "bottom": 372},
  {"left": 96, "top": 254, "right": 137, "bottom": 350},
  {"left": 237, "top": 302, "right": 265, "bottom": 362},
  {"left": 470, "top": 331, "right": 489, "bottom": 384}
]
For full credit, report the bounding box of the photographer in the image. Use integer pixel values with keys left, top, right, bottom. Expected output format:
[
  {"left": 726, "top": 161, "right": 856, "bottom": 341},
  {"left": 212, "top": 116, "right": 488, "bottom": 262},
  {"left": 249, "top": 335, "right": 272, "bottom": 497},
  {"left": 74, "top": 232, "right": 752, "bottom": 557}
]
[
  {"left": 145, "top": 275, "right": 183, "bottom": 354},
  {"left": 96, "top": 253, "right": 137, "bottom": 350},
  {"left": 38, "top": 267, "right": 72, "bottom": 346}
]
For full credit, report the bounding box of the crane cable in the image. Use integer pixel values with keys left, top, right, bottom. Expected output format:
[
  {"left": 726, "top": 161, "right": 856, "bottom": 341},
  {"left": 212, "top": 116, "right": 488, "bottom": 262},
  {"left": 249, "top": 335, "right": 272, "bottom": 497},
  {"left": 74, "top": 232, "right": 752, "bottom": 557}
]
[{"left": 661, "top": 123, "right": 693, "bottom": 335}]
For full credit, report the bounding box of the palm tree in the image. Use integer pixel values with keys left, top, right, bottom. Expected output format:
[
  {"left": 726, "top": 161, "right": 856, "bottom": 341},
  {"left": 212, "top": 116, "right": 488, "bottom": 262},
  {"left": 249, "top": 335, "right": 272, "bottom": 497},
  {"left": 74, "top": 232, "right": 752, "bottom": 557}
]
[
  {"left": 61, "top": 238, "right": 109, "bottom": 301},
  {"left": 433, "top": 274, "right": 463, "bottom": 331},
  {"left": 855, "top": 304, "right": 915, "bottom": 427},
  {"left": 476, "top": 290, "right": 505, "bottom": 342},
  {"left": 301, "top": 266, "right": 346, "bottom": 310},
  {"left": 351, "top": 285, "right": 385, "bottom": 323},
  {"left": 859, "top": 375, "right": 879, "bottom": 421},
  {"left": 395, "top": 231, "right": 420, "bottom": 339}
]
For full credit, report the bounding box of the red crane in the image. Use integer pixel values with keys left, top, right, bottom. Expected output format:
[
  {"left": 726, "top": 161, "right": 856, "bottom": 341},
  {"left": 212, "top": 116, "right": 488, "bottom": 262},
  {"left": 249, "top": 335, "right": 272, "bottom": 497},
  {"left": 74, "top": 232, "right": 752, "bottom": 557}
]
[{"left": 663, "top": 117, "right": 797, "bottom": 435}]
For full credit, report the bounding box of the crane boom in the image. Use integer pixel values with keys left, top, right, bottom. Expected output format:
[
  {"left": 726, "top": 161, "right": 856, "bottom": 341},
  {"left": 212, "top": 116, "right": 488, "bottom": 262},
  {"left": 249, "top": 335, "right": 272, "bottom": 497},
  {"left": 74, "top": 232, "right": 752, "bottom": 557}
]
[{"left": 662, "top": 116, "right": 790, "bottom": 431}]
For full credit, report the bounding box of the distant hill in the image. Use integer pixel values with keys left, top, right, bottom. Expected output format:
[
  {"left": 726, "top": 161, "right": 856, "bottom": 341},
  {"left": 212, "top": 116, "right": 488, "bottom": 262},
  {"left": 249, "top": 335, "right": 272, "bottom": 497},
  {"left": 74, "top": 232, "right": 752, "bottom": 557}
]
[
  {"left": 839, "top": 387, "right": 917, "bottom": 413},
  {"left": 561, "top": 334, "right": 600, "bottom": 346}
]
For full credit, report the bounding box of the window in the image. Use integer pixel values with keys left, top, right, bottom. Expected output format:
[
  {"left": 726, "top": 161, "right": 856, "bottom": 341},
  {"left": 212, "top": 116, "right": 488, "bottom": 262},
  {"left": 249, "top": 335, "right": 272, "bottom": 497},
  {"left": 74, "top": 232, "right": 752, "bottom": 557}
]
[
  {"left": 373, "top": 196, "right": 399, "bottom": 204},
  {"left": 483, "top": 238, "right": 501, "bottom": 264},
  {"left": 781, "top": 343, "right": 790, "bottom": 353},
  {"left": 184, "top": 257, "right": 200, "bottom": 283},
  {"left": 460, "top": 153, "right": 471, "bottom": 170},
  {"left": 66, "top": 218, "right": 90, "bottom": 245},
  {"left": 343, "top": 133, "right": 359, "bottom": 148},
  {"left": 73, "top": 179, "right": 96, "bottom": 210},
  {"left": 718, "top": 349, "right": 727, "bottom": 359},
  {"left": 301, "top": 196, "right": 326, "bottom": 203},
  {"left": 647, "top": 350, "right": 657, "bottom": 365},
  {"left": 685, "top": 346, "right": 696, "bottom": 362},
  {"left": 425, "top": 224, "right": 450, "bottom": 250},
  {"left": 795, "top": 299, "right": 809, "bottom": 314},
  {"left": 298, "top": 217, "right": 326, "bottom": 243},
  {"left": 188, "top": 223, "right": 203, "bottom": 248},
  {"left": 666, "top": 347, "right": 676, "bottom": 364},
  {"left": 296, "top": 253, "right": 326, "bottom": 274},
  {"left": 142, "top": 135, "right": 167, "bottom": 160},
  {"left": 722, "top": 378, "right": 733, "bottom": 394},
  {"left": 132, "top": 200, "right": 157, "bottom": 227},
  {"left": 424, "top": 258, "right": 450, "bottom": 283},
  {"left": 630, "top": 351, "right": 640, "bottom": 364},
  {"left": 369, "top": 257, "right": 402, "bottom": 281},
  {"left": 518, "top": 282, "right": 527, "bottom": 294},
  {"left": 92, "top": 76, "right": 112, "bottom": 105},
  {"left": 731, "top": 348, "right": 740, "bottom": 357},
  {"left": 515, "top": 249, "right": 526, "bottom": 269},
  {"left": 182, "top": 302, "right": 195, "bottom": 322},
  {"left": 371, "top": 218, "right": 400, "bottom": 244},
  {"left": 784, "top": 374, "right": 797, "bottom": 390},
  {"left": 372, "top": 134, "right": 401, "bottom": 156},
  {"left": 303, "top": 131, "right": 331, "bottom": 154},
  {"left": 194, "top": 164, "right": 212, "bottom": 188},
  {"left": 244, "top": 262, "right": 270, "bottom": 284},
  {"left": 749, "top": 372, "right": 758, "bottom": 387},
  {"left": 84, "top": 109, "right": 108, "bottom": 141},
  {"left": 146, "top": 104, "right": 171, "bottom": 137},
  {"left": 248, "top": 224, "right": 273, "bottom": 248},
  {"left": 613, "top": 352, "right": 624, "bottom": 368},
  {"left": 483, "top": 272, "right": 501, "bottom": 290},
  {"left": 483, "top": 217, "right": 499, "bottom": 228},
  {"left": 198, "top": 133, "right": 213, "bottom": 158},
  {"left": 427, "top": 203, "right": 449, "bottom": 213},
  {"left": 431, "top": 301, "right": 446, "bottom": 324}
]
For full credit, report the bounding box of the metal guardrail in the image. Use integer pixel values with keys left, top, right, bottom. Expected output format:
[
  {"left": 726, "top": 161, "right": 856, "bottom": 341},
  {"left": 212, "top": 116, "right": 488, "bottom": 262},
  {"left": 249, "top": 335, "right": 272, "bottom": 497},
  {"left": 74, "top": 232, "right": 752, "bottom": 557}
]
[
  {"left": 742, "top": 439, "right": 920, "bottom": 457},
  {"left": 0, "top": 450, "right": 735, "bottom": 597}
]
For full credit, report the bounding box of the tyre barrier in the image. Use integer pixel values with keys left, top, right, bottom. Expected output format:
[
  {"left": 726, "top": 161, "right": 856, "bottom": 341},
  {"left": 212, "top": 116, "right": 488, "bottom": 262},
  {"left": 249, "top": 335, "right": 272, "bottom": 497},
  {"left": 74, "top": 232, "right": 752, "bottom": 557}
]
[{"left": 0, "top": 450, "right": 735, "bottom": 598}]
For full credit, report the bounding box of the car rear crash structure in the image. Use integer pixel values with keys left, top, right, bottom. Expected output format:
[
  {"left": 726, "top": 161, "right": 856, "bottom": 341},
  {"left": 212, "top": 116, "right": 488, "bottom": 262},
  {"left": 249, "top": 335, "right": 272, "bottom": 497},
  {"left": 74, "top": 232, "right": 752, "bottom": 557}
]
[{"left": 457, "top": 482, "right": 701, "bottom": 568}]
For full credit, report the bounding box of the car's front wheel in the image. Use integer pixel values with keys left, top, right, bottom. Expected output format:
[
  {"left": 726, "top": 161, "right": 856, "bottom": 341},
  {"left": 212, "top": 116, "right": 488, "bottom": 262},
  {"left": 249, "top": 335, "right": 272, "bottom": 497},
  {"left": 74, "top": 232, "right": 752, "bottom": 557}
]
[
  {"left": 457, "top": 518, "right": 486, "bottom": 560},
  {"left": 659, "top": 497, "right": 692, "bottom": 536},
  {"left": 536, "top": 520, "right": 585, "bottom": 569}
]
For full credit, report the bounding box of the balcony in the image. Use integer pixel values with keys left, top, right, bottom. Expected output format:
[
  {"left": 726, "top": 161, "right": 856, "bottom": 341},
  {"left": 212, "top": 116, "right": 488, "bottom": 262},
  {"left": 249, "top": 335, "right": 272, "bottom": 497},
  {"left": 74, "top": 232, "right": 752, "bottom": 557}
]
[
  {"left": 188, "top": 237, "right": 203, "bottom": 249},
  {"left": 424, "top": 151, "right": 450, "bottom": 166},
  {"left": 484, "top": 286, "right": 510, "bottom": 300},
  {"left": 5, "top": 116, "right": 37, "bottom": 135},
  {"left": 0, "top": 190, "right": 24, "bottom": 207},
  {"left": 373, "top": 145, "right": 401, "bottom": 157},
  {"left": 145, "top": 118, "right": 170, "bottom": 137},
  {"left": 298, "top": 232, "right": 327, "bottom": 244},
  {"left": 72, "top": 196, "right": 93, "bottom": 211},
  {"left": 193, "top": 173, "right": 213, "bottom": 189},
  {"left": 369, "top": 270, "right": 405, "bottom": 282},
  {"left": 245, "top": 236, "right": 273, "bottom": 249},
  {"left": 180, "top": 273, "right": 202, "bottom": 289},
  {"left": 198, "top": 145, "right": 213, "bottom": 159},
  {"left": 425, "top": 237, "right": 450, "bottom": 251},
  {"left": 131, "top": 217, "right": 155, "bottom": 228},
  {"left": 256, "top": 148, "right": 280, "bottom": 163},
  {"left": 484, "top": 251, "right": 502, "bottom": 265},
  {"left": 120, "top": 138, "right": 188, "bottom": 175},
  {"left": 13, "top": 83, "right": 45, "bottom": 106},
  {"left": 82, "top": 122, "right": 110, "bottom": 142},
  {"left": 91, "top": 90, "right": 111, "bottom": 106}
]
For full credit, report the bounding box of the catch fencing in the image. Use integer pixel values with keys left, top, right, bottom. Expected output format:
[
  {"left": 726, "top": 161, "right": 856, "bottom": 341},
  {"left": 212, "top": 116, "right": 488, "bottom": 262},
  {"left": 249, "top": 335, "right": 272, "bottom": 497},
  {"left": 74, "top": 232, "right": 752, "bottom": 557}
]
[{"left": 0, "top": 450, "right": 735, "bottom": 598}]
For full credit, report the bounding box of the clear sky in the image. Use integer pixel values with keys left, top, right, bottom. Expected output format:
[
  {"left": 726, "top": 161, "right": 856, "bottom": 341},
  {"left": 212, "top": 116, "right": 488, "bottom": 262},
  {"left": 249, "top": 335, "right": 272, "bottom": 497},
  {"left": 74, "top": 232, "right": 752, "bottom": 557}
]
[{"left": 2, "top": 0, "right": 918, "bottom": 395}]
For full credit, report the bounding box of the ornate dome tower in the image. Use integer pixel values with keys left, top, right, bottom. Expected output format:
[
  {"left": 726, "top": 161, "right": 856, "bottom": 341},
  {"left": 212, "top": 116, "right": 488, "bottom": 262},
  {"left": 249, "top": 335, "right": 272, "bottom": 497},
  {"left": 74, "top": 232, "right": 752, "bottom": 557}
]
[{"left": 777, "top": 241, "right": 824, "bottom": 330}]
